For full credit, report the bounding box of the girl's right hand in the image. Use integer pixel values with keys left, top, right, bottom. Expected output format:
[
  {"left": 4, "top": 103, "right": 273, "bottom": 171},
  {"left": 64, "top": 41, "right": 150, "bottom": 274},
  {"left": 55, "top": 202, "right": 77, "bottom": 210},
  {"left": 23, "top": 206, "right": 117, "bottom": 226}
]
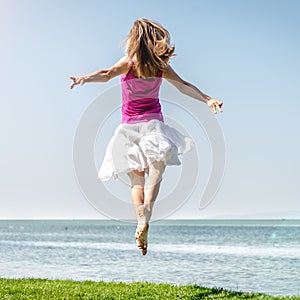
[
  {"left": 70, "top": 76, "right": 86, "bottom": 89},
  {"left": 207, "top": 98, "right": 223, "bottom": 114}
]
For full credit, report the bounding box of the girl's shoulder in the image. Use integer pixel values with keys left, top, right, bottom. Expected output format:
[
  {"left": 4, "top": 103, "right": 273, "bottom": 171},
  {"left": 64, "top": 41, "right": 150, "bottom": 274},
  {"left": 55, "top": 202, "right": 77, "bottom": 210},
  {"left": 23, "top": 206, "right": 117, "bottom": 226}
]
[
  {"left": 161, "top": 63, "right": 172, "bottom": 78},
  {"left": 116, "top": 56, "right": 132, "bottom": 76}
]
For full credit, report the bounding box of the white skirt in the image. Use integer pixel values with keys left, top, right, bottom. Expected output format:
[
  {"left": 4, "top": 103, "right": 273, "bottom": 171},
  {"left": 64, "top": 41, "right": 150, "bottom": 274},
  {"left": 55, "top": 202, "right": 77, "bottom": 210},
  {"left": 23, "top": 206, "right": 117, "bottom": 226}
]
[{"left": 97, "top": 119, "right": 195, "bottom": 181}]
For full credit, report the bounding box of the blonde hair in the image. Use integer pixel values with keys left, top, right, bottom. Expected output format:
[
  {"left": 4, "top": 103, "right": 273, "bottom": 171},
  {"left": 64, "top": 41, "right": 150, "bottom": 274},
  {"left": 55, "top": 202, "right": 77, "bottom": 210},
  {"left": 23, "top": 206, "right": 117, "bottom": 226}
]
[{"left": 125, "top": 18, "right": 175, "bottom": 78}]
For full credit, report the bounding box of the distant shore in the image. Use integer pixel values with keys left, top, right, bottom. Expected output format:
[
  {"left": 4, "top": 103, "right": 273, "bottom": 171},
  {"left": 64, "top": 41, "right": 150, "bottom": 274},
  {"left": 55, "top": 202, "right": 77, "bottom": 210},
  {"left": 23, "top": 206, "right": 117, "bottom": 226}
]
[{"left": 0, "top": 278, "right": 298, "bottom": 299}]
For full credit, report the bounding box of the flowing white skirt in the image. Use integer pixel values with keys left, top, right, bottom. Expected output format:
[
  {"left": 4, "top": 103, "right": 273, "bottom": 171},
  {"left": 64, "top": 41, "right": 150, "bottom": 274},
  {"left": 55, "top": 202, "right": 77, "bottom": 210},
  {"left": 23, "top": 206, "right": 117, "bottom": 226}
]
[{"left": 97, "top": 119, "right": 195, "bottom": 181}]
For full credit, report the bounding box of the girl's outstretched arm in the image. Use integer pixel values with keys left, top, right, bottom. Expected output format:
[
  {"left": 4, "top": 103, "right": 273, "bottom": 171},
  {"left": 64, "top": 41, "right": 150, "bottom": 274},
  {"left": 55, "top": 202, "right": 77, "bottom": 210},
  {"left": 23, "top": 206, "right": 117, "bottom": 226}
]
[
  {"left": 163, "top": 65, "right": 223, "bottom": 114},
  {"left": 70, "top": 56, "right": 129, "bottom": 89}
]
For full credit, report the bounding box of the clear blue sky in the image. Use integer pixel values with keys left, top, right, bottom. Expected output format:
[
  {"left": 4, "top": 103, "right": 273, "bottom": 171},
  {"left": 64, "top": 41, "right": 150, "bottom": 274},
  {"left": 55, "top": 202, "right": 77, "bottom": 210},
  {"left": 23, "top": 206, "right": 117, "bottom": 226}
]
[{"left": 0, "top": 0, "right": 299, "bottom": 219}]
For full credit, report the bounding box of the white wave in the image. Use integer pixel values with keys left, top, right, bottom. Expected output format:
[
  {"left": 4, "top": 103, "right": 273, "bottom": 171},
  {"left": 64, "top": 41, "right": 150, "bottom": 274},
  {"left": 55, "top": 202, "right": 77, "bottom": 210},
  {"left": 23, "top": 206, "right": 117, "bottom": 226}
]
[
  {"left": 1, "top": 240, "right": 300, "bottom": 259},
  {"left": 151, "top": 244, "right": 300, "bottom": 258}
]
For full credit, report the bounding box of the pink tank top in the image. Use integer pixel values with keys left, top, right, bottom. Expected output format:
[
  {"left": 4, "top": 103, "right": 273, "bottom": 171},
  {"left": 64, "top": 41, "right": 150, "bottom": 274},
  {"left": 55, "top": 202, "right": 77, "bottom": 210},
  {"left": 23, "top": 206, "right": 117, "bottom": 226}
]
[{"left": 121, "top": 62, "right": 164, "bottom": 124}]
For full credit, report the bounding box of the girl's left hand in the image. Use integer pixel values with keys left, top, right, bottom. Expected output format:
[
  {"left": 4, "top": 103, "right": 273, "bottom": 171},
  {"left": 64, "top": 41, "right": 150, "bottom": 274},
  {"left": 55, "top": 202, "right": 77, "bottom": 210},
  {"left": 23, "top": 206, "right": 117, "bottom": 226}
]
[
  {"left": 70, "top": 76, "right": 86, "bottom": 89},
  {"left": 207, "top": 98, "right": 223, "bottom": 114}
]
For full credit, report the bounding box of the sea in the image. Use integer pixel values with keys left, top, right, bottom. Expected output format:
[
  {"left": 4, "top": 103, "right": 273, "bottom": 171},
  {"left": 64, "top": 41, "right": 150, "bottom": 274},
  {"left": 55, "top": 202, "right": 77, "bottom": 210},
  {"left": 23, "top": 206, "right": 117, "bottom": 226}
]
[{"left": 0, "top": 219, "right": 299, "bottom": 296}]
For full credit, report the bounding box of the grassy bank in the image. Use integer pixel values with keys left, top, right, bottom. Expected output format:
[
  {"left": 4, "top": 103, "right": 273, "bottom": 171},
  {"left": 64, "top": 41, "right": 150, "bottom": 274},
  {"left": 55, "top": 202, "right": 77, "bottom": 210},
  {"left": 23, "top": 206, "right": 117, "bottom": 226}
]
[{"left": 0, "top": 278, "right": 298, "bottom": 299}]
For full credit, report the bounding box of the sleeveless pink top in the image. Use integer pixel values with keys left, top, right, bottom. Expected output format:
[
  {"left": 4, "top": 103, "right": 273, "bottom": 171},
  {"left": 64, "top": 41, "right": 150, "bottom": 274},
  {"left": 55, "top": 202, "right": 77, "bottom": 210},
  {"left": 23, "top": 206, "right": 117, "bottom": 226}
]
[{"left": 121, "top": 63, "right": 164, "bottom": 124}]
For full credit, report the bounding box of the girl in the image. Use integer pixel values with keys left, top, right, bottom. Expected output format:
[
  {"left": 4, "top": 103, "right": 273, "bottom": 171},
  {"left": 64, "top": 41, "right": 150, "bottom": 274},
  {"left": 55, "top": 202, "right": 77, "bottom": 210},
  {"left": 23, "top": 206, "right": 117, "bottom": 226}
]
[{"left": 70, "top": 18, "right": 223, "bottom": 255}]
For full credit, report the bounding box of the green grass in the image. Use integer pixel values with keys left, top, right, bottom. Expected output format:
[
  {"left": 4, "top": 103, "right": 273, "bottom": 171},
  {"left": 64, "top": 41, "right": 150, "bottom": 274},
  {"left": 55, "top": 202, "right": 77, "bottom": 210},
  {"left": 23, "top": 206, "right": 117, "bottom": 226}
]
[{"left": 0, "top": 278, "right": 298, "bottom": 300}]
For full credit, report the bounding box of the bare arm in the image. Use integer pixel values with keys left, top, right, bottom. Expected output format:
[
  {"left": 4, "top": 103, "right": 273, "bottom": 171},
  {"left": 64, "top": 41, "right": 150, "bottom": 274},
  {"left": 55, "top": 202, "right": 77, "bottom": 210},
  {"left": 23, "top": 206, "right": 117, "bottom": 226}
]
[
  {"left": 163, "top": 65, "right": 223, "bottom": 114},
  {"left": 70, "top": 56, "right": 129, "bottom": 89}
]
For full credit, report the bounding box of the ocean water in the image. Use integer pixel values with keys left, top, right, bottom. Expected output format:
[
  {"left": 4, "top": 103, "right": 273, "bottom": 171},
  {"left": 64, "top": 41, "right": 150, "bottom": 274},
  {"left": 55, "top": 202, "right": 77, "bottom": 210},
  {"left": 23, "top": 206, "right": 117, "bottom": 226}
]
[{"left": 0, "top": 219, "right": 300, "bottom": 296}]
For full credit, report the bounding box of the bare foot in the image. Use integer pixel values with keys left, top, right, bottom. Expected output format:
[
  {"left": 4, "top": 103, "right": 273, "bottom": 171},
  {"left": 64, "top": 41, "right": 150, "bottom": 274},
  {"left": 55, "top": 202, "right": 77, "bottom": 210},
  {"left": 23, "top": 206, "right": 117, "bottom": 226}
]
[{"left": 135, "top": 223, "right": 149, "bottom": 255}]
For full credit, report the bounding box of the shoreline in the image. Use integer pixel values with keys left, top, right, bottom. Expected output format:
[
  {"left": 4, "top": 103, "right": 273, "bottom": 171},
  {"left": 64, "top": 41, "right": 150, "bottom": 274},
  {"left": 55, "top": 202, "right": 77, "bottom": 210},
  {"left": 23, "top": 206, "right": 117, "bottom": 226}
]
[{"left": 0, "top": 278, "right": 298, "bottom": 299}]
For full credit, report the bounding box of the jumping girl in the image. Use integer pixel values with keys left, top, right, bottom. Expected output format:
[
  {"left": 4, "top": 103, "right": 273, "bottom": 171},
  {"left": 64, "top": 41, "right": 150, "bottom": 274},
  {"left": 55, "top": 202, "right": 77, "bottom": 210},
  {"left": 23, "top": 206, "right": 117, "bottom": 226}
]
[{"left": 70, "top": 18, "right": 223, "bottom": 255}]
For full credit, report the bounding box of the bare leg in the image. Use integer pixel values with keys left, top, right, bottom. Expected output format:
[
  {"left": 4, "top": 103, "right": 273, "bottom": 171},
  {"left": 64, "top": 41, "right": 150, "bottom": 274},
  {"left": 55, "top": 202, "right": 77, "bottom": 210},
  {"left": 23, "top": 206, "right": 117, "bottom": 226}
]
[
  {"left": 144, "top": 160, "right": 166, "bottom": 223},
  {"left": 127, "top": 170, "right": 146, "bottom": 226},
  {"left": 127, "top": 162, "right": 166, "bottom": 255},
  {"left": 127, "top": 169, "right": 147, "bottom": 255}
]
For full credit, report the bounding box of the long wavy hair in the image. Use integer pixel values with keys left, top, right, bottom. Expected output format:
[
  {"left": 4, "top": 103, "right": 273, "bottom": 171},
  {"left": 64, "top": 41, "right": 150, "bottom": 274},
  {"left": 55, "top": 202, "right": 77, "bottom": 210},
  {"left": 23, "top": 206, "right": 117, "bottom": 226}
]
[{"left": 125, "top": 18, "right": 175, "bottom": 78}]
